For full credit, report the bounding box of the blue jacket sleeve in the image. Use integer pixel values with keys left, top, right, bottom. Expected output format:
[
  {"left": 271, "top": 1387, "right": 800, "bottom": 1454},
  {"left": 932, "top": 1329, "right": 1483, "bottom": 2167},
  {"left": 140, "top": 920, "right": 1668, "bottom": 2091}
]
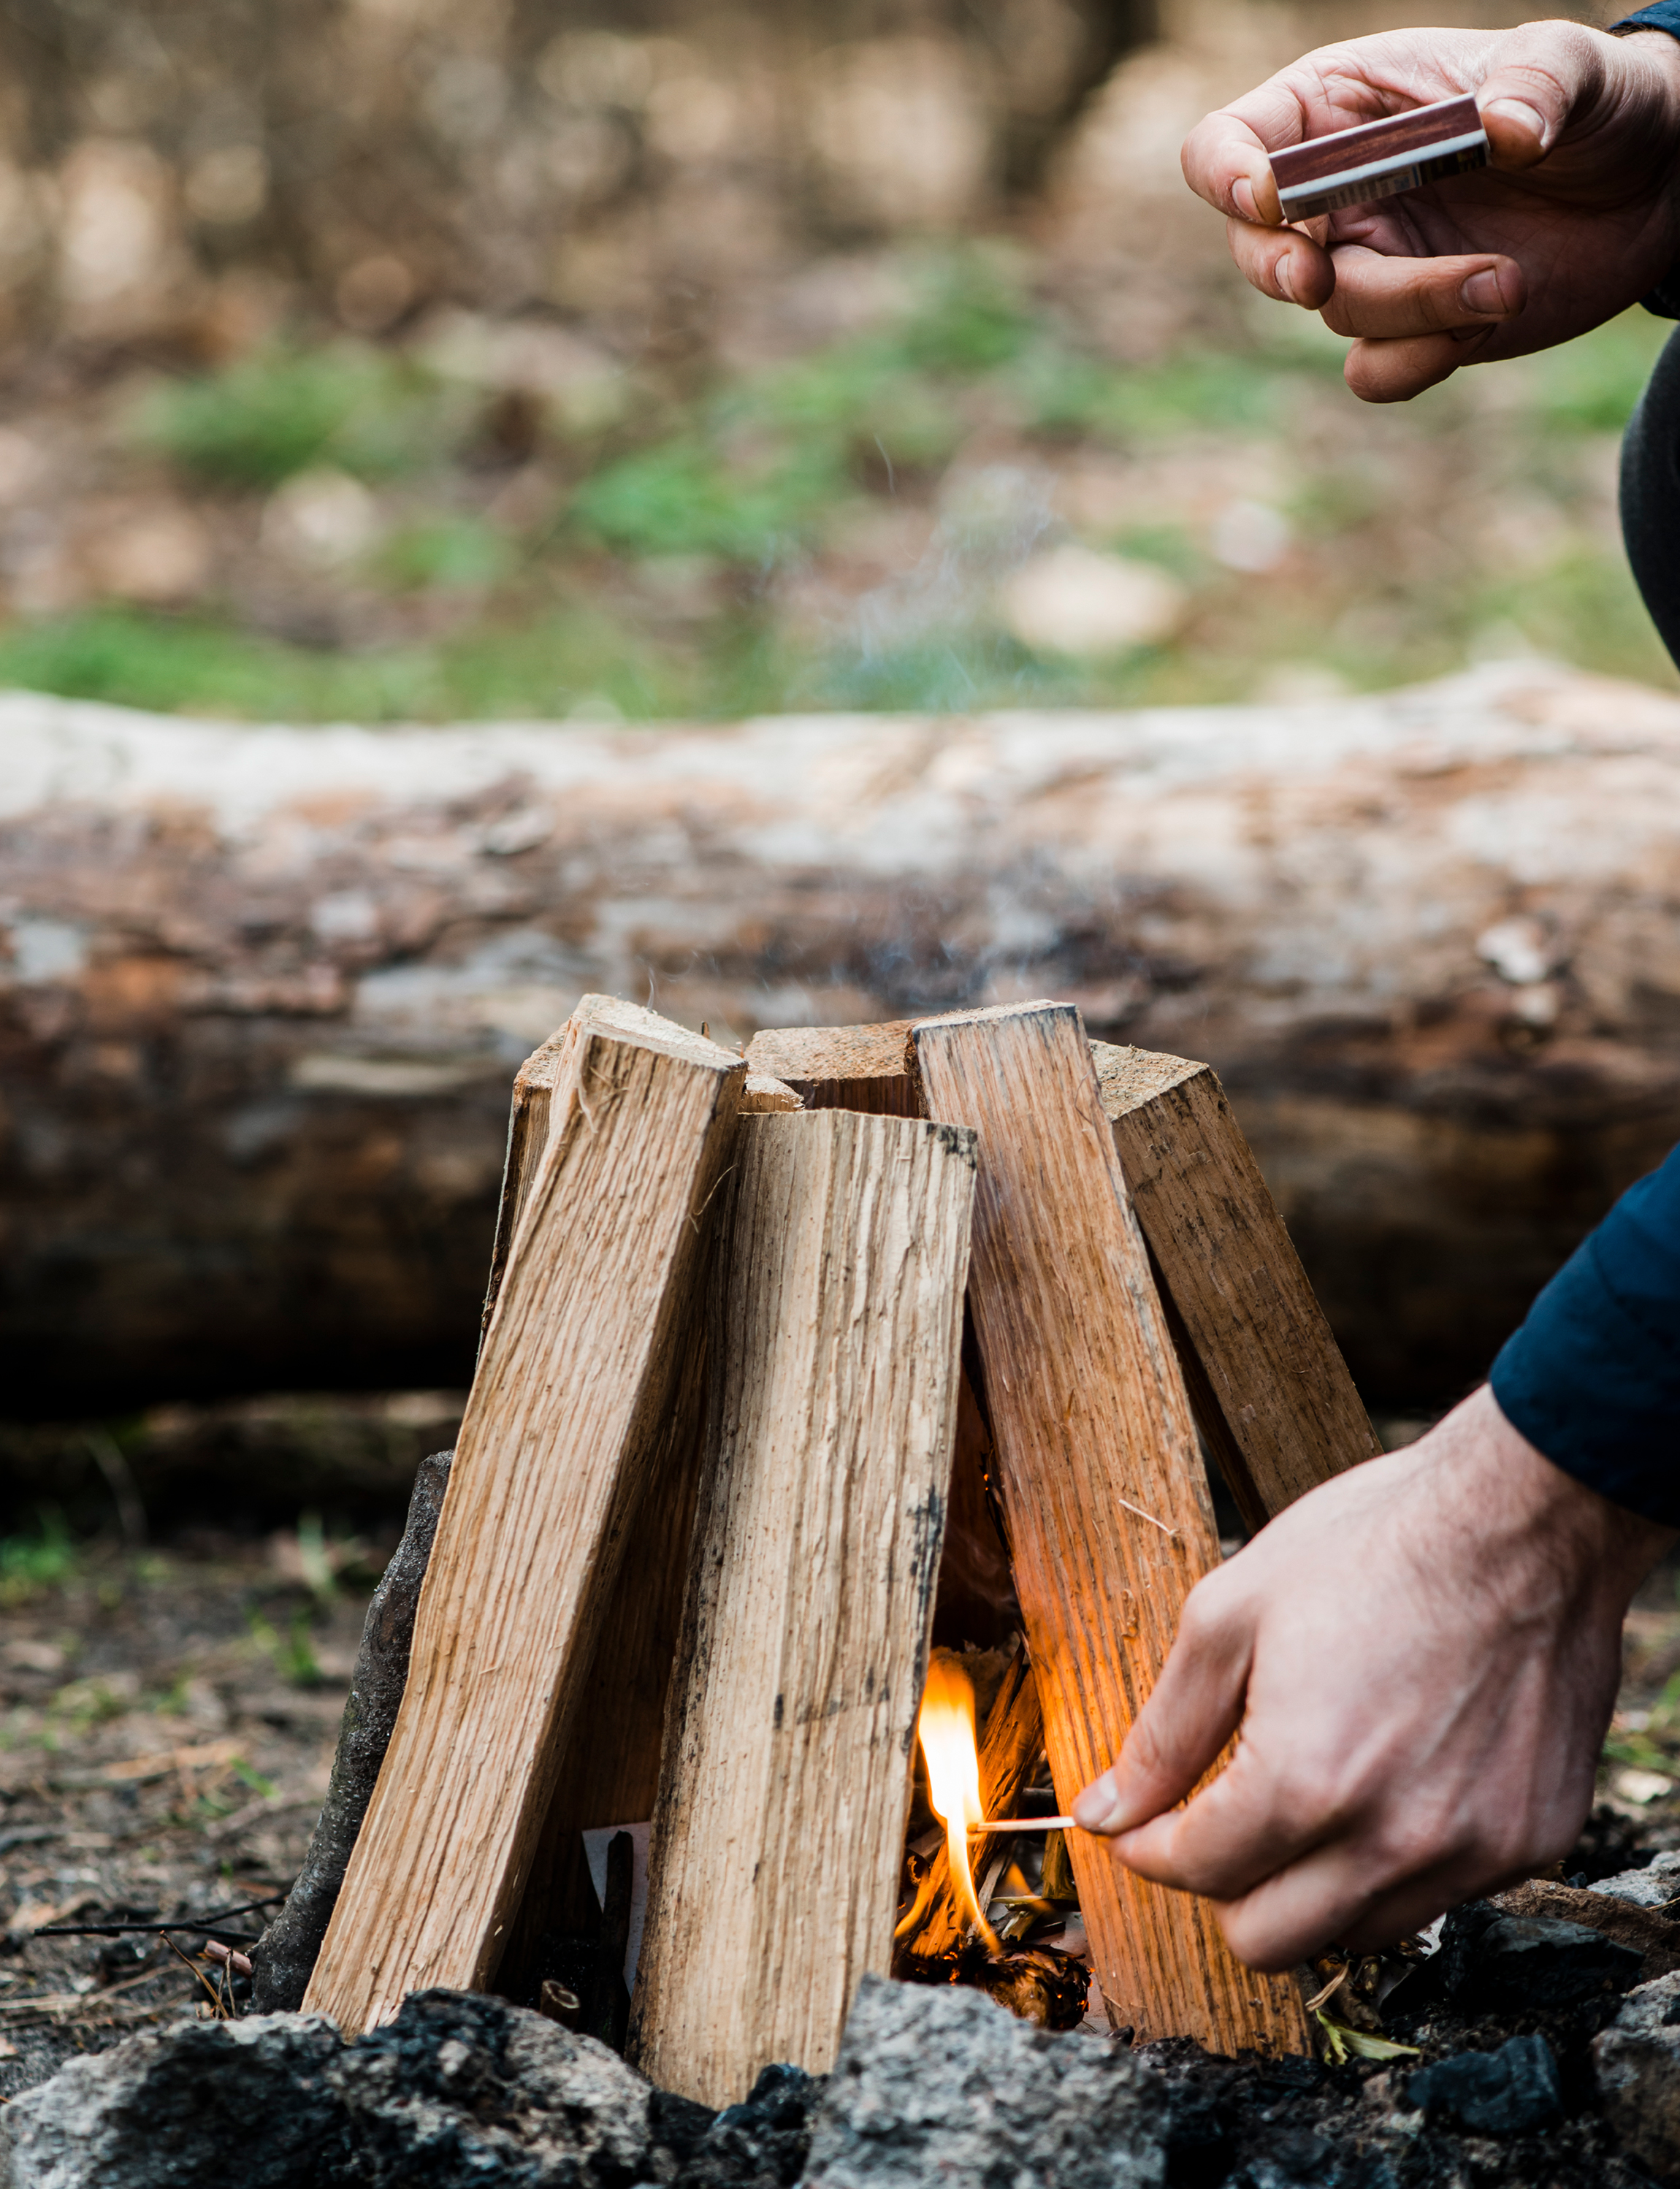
[{"left": 1490, "top": 1145, "right": 1680, "bottom": 1527}]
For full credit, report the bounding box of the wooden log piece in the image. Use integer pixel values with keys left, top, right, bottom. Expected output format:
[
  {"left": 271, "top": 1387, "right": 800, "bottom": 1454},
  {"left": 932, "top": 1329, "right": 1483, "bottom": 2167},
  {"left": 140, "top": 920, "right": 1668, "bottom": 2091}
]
[
  {"left": 738, "top": 1070, "right": 803, "bottom": 1112},
  {"left": 745, "top": 1021, "right": 917, "bottom": 1115},
  {"left": 1091, "top": 1040, "right": 1381, "bottom": 1534},
  {"left": 747, "top": 1020, "right": 1018, "bottom": 1647},
  {"left": 629, "top": 1108, "right": 977, "bottom": 2106},
  {"left": 911, "top": 999, "right": 1310, "bottom": 2055},
  {"left": 304, "top": 996, "right": 745, "bottom": 2036}
]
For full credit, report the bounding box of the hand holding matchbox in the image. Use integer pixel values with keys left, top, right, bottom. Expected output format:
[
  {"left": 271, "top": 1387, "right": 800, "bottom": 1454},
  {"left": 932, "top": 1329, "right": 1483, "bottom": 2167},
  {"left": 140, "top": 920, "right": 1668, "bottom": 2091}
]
[{"left": 1268, "top": 94, "right": 1489, "bottom": 223}]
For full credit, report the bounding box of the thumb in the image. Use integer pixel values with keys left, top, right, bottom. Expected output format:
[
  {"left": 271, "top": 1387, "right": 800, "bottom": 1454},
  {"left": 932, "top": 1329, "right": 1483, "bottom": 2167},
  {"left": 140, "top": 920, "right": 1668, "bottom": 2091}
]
[
  {"left": 1072, "top": 1577, "right": 1252, "bottom": 1835},
  {"left": 1475, "top": 20, "right": 1608, "bottom": 170}
]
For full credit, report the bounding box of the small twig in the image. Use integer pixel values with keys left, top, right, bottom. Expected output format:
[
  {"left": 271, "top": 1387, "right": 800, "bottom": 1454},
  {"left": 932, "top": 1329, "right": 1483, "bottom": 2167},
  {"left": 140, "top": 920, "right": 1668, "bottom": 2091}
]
[
  {"left": 1114, "top": 1493, "right": 1178, "bottom": 1540},
  {"left": 203, "top": 1939, "right": 254, "bottom": 1977},
  {"left": 1305, "top": 1964, "right": 1350, "bottom": 2015},
  {"left": 159, "top": 1932, "right": 229, "bottom": 2017}
]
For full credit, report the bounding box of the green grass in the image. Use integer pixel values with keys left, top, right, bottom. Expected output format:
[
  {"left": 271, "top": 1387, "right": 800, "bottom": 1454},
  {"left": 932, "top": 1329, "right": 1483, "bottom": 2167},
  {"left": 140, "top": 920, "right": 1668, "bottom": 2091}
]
[
  {"left": 134, "top": 343, "right": 468, "bottom": 488},
  {"left": 0, "top": 1509, "right": 78, "bottom": 1606},
  {"left": 0, "top": 256, "right": 1670, "bottom": 722}
]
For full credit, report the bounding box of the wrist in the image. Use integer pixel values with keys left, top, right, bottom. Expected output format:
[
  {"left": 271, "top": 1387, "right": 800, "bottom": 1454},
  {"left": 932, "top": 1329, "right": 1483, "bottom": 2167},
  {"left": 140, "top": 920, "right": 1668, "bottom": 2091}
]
[{"left": 1448, "top": 1384, "right": 1675, "bottom": 1607}]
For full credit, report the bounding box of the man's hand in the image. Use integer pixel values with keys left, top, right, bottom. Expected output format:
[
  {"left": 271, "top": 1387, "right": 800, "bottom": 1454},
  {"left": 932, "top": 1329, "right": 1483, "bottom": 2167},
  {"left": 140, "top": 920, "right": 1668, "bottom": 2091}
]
[
  {"left": 1071, "top": 1386, "right": 1675, "bottom": 1971},
  {"left": 1182, "top": 22, "right": 1680, "bottom": 402}
]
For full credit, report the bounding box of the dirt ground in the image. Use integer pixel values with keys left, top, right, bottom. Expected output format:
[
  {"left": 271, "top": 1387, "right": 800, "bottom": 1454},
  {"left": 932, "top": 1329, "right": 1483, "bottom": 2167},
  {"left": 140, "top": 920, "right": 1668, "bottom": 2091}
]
[
  {"left": 0, "top": 1527, "right": 392, "bottom": 2096},
  {"left": 4, "top": 1418, "right": 1679, "bottom": 2101}
]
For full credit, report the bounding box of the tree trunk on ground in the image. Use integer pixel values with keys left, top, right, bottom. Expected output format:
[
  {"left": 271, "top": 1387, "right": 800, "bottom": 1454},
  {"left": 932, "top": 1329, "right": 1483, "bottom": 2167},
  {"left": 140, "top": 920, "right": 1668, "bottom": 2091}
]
[{"left": 4, "top": 660, "right": 1679, "bottom": 1418}]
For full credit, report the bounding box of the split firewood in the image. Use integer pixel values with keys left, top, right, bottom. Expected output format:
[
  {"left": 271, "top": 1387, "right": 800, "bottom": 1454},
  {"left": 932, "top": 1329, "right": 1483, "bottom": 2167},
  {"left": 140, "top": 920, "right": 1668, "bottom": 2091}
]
[
  {"left": 1092, "top": 1041, "right": 1380, "bottom": 1532},
  {"left": 248, "top": 1445, "right": 453, "bottom": 2014},
  {"left": 478, "top": 1023, "right": 572, "bottom": 1347},
  {"left": 744, "top": 1022, "right": 917, "bottom": 1115},
  {"left": 738, "top": 1071, "right": 802, "bottom": 1112},
  {"left": 912, "top": 999, "right": 1310, "bottom": 2055},
  {"left": 898, "top": 1644, "right": 1045, "bottom": 1962},
  {"left": 629, "top": 1108, "right": 977, "bottom": 2106},
  {"left": 746, "top": 1019, "right": 1017, "bottom": 1647},
  {"left": 304, "top": 997, "right": 745, "bottom": 2037}
]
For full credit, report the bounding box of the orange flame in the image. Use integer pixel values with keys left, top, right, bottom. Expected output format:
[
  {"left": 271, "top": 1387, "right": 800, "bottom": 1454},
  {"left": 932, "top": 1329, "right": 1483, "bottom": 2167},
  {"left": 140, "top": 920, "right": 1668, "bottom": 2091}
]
[{"left": 917, "top": 1652, "right": 1001, "bottom": 1955}]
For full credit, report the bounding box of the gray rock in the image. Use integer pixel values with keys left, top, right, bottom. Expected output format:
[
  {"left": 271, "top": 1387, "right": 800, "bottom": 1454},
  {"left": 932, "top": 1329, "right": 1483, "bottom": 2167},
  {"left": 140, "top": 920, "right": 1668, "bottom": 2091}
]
[
  {"left": 0, "top": 2011, "right": 355, "bottom": 2188},
  {"left": 329, "top": 1989, "right": 659, "bottom": 2185},
  {"left": 1406, "top": 2035, "right": 1561, "bottom": 2136},
  {"left": 1446, "top": 1909, "right": 1643, "bottom": 2013},
  {"left": 801, "top": 1974, "right": 1167, "bottom": 2188},
  {"left": 1594, "top": 1968, "right": 1680, "bottom": 2183},
  {"left": 0, "top": 1991, "right": 691, "bottom": 2189},
  {"left": 1595, "top": 1852, "right": 1680, "bottom": 1911}
]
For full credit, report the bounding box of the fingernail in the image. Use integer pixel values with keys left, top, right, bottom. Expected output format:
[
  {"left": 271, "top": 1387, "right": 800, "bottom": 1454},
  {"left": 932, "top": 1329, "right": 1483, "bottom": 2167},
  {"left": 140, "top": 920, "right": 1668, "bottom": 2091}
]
[
  {"left": 1232, "top": 176, "right": 1259, "bottom": 223},
  {"left": 1459, "top": 266, "right": 1507, "bottom": 316},
  {"left": 1275, "top": 255, "right": 1297, "bottom": 305},
  {"left": 1484, "top": 96, "right": 1548, "bottom": 148},
  {"left": 1072, "top": 1773, "right": 1129, "bottom": 1833}
]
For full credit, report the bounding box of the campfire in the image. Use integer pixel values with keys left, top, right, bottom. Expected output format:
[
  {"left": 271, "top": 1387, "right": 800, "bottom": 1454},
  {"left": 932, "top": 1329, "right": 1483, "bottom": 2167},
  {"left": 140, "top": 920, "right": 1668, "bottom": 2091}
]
[{"left": 256, "top": 994, "right": 1378, "bottom": 2108}]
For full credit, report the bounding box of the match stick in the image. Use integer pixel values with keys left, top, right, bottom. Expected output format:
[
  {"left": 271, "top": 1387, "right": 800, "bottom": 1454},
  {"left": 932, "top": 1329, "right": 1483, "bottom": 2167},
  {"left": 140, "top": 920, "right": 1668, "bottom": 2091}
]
[{"left": 968, "top": 1815, "right": 1076, "bottom": 1831}]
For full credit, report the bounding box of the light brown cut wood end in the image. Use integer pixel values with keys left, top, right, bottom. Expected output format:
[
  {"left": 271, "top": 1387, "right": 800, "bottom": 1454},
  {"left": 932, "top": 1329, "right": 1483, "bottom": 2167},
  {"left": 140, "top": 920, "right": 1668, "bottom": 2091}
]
[
  {"left": 747, "top": 1020, "right": 914, "bottom": 1084},
  {"left": 517, "top": 996, "right": 744, "bottom": 1092},
  {"left": 1088, "top": 1039, "right": 1207, "bottom": 1120},
  {"left": 573, "top": 994, "right": 746, "bottom": 1072},
  {"left": 912, "top": 998, "right": 1068, "bottom": 1034},
  {"left": 513, "top": 1023, "right": 576, "bottom": 1096},
  {"left": 738, "top": 1071, "right": 803, "bottom": 1112}
]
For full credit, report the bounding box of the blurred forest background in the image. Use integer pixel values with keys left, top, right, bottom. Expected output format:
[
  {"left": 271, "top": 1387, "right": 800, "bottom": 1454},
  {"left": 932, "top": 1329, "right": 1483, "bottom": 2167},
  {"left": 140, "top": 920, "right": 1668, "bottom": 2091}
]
[{"left": 0, "top": 0, "right": 1656, "bottom": 722}]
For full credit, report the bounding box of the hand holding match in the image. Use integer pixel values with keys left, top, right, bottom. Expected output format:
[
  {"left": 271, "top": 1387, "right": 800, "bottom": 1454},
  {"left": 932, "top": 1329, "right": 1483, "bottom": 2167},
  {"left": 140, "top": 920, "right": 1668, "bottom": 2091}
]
[
  {"left": 1267, "top": 96, "right": 1488, "bottom": 224},
  {"left": 1181, "top": 21, "right": 1680, "bottom": 402}
]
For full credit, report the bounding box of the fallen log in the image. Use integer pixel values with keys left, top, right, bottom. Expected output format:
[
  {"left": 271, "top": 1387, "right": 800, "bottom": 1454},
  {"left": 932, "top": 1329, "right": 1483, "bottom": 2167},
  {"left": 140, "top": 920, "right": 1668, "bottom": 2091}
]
[
  {"left": 7, "top": 662, "right": 1680, "bottom": 1415},
  {"left": 629, "top": 1108, "right": 975, "bottom": 2104},
  {"left": 912, "top": 998, "right": 1310, "bottom": 2055},
  {"left": 305, "top": 998, "right": 744, "bottom": 2036}
]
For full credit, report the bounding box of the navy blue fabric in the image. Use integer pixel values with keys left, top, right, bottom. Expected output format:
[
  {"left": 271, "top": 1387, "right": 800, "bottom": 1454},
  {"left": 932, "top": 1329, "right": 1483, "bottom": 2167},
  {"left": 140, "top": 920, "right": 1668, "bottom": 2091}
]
[
  {"left": 1491, "top": 1148, "right": 1680, "bottom": 1527},
  {"left": 1610, "top": 7, "right": 1680, "bottom": 315}
]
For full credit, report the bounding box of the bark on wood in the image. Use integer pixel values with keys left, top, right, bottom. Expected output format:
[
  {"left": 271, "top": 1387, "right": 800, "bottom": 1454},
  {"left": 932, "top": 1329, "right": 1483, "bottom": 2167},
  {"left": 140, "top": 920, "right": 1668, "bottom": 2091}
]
[
  {"left": 305, "top": 997, "right": 744, "bottom": 2036},
  {"left": 911, "top": 998, "right": 1310, "bottom": 2055},
  {"left": 9, "top": 665, "right": 1679, "bottom": 1418},
  {"left": 900, "top": 1644, "right": 1045, "bottom": 1963},
  {"left": 629, "top": 1108, "right": 976, "bottom": 2106},
  {"left": 248, "top": 1445, "right": 453, "bottom": 2015},
  {"left": 1092, "top": 1040, "right": 1381, "bottom": 1533}
]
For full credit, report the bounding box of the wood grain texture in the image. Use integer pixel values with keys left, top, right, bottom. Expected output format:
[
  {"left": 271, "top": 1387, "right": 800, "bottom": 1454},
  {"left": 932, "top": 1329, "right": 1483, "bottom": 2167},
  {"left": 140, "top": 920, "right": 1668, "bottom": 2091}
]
[
  {"left": 912, "top": 1000, "right": 1310, "bottom": 2055},
  {"left": 629, "top": 1109, "right": 977, "bottom": 2105},
  {"left": 1092, "top": 1041, "right": 1379, "bottom": 1534},
  {"left": 745, "top": 1020, "right": 917, "bottom": 1115},
  {"left": 747, "top": 1020, "right": 1017, "bottom": 1648},
  {"left": 901, "top": 1643, "right": 1045, "bottom": 1961},
  {"left": 479, "top": 1021, "right": 575, "bottom": 1344},
  {"left": 305, "top": 997, "right": 745, "bottom": 2037}
]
